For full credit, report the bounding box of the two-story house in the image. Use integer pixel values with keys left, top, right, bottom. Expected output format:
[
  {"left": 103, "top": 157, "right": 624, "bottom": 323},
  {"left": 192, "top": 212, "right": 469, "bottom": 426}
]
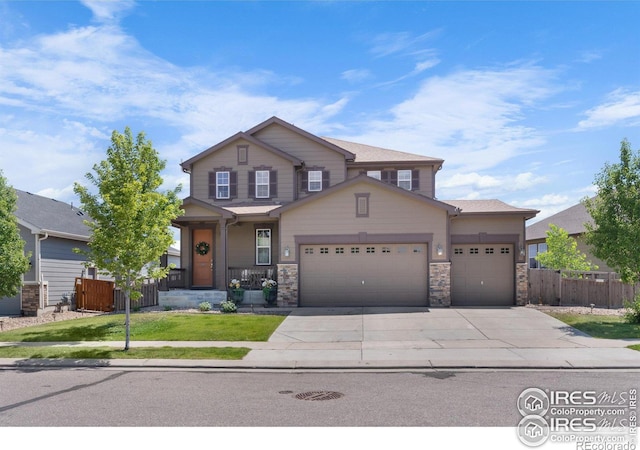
[{"left": 172, "top": 116, "right": 537, "bottom": 307}]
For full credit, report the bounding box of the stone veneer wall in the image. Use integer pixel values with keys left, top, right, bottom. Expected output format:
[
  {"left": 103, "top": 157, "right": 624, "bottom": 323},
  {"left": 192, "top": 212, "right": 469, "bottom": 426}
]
[
  {"left": 21, "top": 282, "right": 47, "bottom": 316},
  {"left": 516, "top": 263, "right": 528, "bottom": 306},
  {"left": 277, "top": 264, "right": 299, "bottom": 307},
  {"left": 429, "top": 262, "right": 451, "bottom": 307}
]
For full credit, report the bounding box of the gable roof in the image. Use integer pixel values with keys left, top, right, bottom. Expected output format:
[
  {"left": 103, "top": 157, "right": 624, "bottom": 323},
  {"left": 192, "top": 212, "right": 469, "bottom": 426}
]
[
  {"left": 15, "top": 190, "right": 91, "bottom": 240},
  {"left": 526, "top": 200, "right": 593, "bottom": 240},
  {"left": 246, "top": 116, "right": 356, "bottom": 160},
  {"left": 322, "top": 137, "right": 444, "bottom": 167},
  {"left": 180, "top": 131, "right": 302, "bottom": 171},
  {"left": 444, "top": 199, "right": 538, "bottom": 219},
  {"left": 270, "top": 173, "right": 458, "bottom": 217}
]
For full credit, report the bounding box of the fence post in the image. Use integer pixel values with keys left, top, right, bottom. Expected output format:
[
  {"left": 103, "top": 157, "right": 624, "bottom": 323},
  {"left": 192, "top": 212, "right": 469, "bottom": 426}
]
[{"left": 557, "top": 271, "right": 563, "bottom": 306}]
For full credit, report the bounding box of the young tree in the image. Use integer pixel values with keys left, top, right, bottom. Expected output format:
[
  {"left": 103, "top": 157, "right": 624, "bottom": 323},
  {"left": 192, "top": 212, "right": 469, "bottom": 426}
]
[
  {"left": 0, "top": 171, "right": 31, "bottom": 298},
  {"left": 535, "top": 224, "right": 597, "bottom": 272},
  {"left": 583, "top": 139, "right": 640, "bottom": 283},
  {"left": 74, "top": 128, "right": 182, "bottom": 350}
]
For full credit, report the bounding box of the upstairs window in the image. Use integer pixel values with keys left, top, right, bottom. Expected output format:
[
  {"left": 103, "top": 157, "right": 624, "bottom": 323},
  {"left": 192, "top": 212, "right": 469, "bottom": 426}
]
[
  {"left": 397, "top": 170, "right": 412, "bottom": 190},
  {"left": 209, "top": 170, "right": 237, "bottom": 200},
  {"left": 216, "top": 171, "right": 230, "bottom": 199},
  {"left": 249, "top": 169, "right": 277, "bottom": 199},
  {"left": 300, "top": 169, "right": 330, "bottom": 193},
  {"left": 308, "top": 170, "right": 322, "bottom": 192},
  {"left": 256, "top": 170, "right": 270, "bottom": 198}
]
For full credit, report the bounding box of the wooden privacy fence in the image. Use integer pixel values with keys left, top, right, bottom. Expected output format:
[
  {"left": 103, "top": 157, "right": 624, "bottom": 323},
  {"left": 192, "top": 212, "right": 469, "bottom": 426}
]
[
  {"left": 75, "top": 278, "right": 158, "bottom": 312},
  {"left": 528, "top": 269, "right": 640, "bottom": 308}
]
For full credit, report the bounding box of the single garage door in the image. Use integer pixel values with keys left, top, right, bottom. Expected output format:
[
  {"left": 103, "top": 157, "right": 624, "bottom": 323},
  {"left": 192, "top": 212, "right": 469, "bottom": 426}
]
[
  {"left": 300, "top": 243, "right": 428, "bottom": 307},
  {"left": 451, "top": 244, "right": 514, "bottom": 306}
]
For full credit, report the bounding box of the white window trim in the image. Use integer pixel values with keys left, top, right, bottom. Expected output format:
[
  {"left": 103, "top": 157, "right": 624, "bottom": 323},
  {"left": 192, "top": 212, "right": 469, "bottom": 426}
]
[
  {"left": 308, "top": 170, "right": 322, "bottom": 192},
  {"left": 216, "top": 171, "right": 230, "bottom": 199},
  {"left": 256, "top": 229, "right": 271, "bottom": 265},
  {"left": 397, "top": 170, "right": 412, "bottom": 190},
  {"left": 256, "top": 170, "right": 270, "bottom": 198},
  {"left": 367, "top": 170, "right": 381, "bottom": 180}
]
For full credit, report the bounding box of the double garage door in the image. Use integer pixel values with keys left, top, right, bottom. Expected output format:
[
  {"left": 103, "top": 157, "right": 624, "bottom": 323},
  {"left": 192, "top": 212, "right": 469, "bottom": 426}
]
[
  {"left": 451, "top": 244, "right": 515, "bottom": 306},
  {"left": 300, "top": 243, "right": 428, "bottom": 307}
]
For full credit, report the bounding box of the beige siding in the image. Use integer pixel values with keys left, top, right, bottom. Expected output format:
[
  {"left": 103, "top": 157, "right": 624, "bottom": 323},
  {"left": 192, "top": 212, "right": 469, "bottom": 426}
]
[
  {"left": 227, "top": 222, "right": 280, "bottom": 267},
  {"left": 253, "top": 124, "right": 347, "bottom": 192},
  {"left": 451, "top": 216, "right": 525, "bottom": 243},
  {"left": 279, "top": 181, "right": 448, "bottom": 261},
  {"left": 190, "top": 138, "right": 295, "bottom": 203},
  {"left": 346, "top": 165, "right": 435, "bottom": 198}
]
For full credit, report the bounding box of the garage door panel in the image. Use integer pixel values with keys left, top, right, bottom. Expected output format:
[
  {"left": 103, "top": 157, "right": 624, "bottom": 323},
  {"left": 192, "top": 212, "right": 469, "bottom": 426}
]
[
  {"left": 451, "top": 244, "right": 514, "bottom": 306},
  {"left": 300, "top": 244, "right": 428, "bottom": 307}
]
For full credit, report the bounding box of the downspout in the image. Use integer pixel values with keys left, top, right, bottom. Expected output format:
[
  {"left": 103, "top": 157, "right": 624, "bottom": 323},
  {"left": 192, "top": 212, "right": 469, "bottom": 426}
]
[{"left": 37, "top": 232, "right": 49, "bottom": 312}]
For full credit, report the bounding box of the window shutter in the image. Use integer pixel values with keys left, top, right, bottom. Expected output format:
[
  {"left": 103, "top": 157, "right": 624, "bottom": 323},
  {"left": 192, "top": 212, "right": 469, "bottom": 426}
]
[
  {"left": 230, "top": 171, "right": 237, "bottom": 198},
  {"left": 412, "top": 170, "right": 420, "bottom": 191},
  {"left": 322, "top": 171, "right": 330, "bottom": 190},
  {"left": 248, "top": 171, "right": 255, "bottom": 199},
  {"left": 208, "top": 172, "right": 216, "bottom": 198},
  {"left": 389, "top": 171, "right": 398, "bottom": 186},
  {"left": 300, "top": 171, "right": 308, "bottom": 193},
  {"left": 269, "top": 171, "right": 277, "bottom": 198},
  {"left": 381, "top": 170, "right": 392, "bottom": 184}
]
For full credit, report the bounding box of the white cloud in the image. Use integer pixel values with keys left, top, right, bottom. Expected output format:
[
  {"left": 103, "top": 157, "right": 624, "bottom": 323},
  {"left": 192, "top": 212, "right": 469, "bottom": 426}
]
[
  {"left": 577, "top": 89, "right": 640, "bottom": 129},
  {"left": 342, "top": 64, "right": 557, "bottom": 173},
  {"left": 369, "top": 30, "right": 441, "bottom": 58},
  {"left": 341, "top": 69, "right": 372, "bottom": 84},
  {"left": 80, "top": 0, "right": 136, "bottom": 23},
  {"left": 520, "top": 193, "right": 569, "bottom": 208}
]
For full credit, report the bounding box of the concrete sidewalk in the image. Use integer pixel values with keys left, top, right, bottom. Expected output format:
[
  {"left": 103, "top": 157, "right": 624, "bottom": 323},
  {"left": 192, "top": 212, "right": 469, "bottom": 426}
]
[{"left": 1, "top": 307, "right": 640, "bottom": 369}]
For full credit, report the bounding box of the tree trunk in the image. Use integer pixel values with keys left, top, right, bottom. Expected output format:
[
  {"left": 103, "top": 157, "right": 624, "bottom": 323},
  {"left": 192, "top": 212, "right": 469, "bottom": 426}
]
[{"left": 124, "top": 275, "right": 131, "bottom": 351}]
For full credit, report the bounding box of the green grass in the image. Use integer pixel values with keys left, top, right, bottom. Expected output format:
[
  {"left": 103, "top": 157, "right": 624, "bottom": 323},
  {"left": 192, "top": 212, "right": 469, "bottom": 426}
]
[
  {"left": 0, "top": 313, "right": 286, "bottom": 342},
  {"left": 0, "top": 346, "right": 250, "bottom": 360},
  {"left": 546, "top": 312, "right": 640, "bottom": 340}
]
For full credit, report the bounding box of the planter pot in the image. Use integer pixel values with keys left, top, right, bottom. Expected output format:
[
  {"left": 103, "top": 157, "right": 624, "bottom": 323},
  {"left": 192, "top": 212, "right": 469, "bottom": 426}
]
[
  {"left": 228, "top": 289, "right": 245, "bottom": 304},
  {"left": 263, "top": 289, "right": 277, "bottom": 306}
]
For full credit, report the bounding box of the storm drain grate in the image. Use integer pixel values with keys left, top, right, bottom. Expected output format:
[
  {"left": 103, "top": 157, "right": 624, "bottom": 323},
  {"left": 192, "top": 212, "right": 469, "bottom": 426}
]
[{"left": 294, "top": 391, "right": 344, "bottom": 401}]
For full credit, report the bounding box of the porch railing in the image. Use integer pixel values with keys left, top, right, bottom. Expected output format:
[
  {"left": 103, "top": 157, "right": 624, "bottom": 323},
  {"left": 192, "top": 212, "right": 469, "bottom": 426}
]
[
  {"left": 228, "top": 266, "right": 276, "bottom": 290},
  {"left": 159, "top": 268, "right": 186, "bottom": 291}
]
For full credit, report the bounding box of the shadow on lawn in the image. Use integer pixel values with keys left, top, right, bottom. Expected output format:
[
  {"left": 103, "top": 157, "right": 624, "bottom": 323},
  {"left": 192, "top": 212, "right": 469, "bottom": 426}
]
[{"left": 11, "top": 322, "right": 124, "bottom": 342}]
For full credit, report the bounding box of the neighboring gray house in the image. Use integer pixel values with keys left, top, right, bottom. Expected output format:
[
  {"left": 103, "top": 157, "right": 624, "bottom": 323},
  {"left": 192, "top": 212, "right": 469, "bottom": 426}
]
[
  {"left": 525, "top": 200, "right": 613, "bottom": 272},
  {"left": 0, "top": 190, "right": 92, "bottom": 316}
]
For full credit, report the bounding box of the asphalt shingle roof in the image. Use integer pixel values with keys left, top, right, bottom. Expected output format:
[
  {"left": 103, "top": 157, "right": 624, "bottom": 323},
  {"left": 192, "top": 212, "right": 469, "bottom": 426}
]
[
  {"left": 444, "top": 199, "right": 538, "bottom": 216},
  {"left": 526, "top": 201, "right": 593, "bottom": 240},
  {"left": 15, "top": 189, "right": 91, "bottom": 239},
  {"left": 321, "top": 137, "right": 443, "bottom": 164}
]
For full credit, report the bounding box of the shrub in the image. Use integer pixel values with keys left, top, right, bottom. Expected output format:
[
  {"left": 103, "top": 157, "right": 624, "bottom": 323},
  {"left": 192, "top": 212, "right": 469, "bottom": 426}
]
[
  {"left": 623, "top": 294, "right": 640, "bottom": 324},
  {"left": 198, "top": 301, "right": 212, "bottom": 312},
  {"left": 163, "top": 306, "right": 173, "bottom": 311},
  {"left": 220, "top": 300, "right": 237, "bottom": 313}
]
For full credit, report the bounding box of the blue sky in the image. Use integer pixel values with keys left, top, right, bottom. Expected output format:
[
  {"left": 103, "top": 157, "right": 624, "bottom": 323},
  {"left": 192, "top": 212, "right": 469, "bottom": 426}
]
[{"left": 1, "top": 0, "right": 639, "bottom": 226}]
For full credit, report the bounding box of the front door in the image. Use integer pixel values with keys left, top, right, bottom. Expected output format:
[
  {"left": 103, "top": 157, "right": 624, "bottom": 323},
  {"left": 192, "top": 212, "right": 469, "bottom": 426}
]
[{"left": 192, "top": 228, "right": 214, "bottom": 288}]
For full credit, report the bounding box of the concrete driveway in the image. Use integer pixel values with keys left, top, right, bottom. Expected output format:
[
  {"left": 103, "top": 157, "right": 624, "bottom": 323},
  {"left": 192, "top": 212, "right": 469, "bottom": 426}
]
[{"left": 244, "top": 306, "right": 640, "bottom": 368}]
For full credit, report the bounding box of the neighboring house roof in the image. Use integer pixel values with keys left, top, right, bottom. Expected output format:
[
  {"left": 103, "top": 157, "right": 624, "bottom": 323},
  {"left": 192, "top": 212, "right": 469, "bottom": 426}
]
[
  {"left": 322, "top": 137, "right": 444, "bottom": 167},
  {"left": 246, "top": 116, "right": 356, "bottom": 160},
  {"left": 15, "top": 189, "right": 91, "bottom": 240},
  {"left": 269, "top": 173, "right": 459, "bottom": 217},
  {"left": 444, "top": 199, "right": 538, "bottom": 219},
  {"left": 526, "top": 201, "right": 593, "bottom": 240}
]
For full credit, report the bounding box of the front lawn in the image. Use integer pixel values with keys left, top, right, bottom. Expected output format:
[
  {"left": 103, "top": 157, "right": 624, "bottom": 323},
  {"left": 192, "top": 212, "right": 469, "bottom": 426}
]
[
  {"left": 0, "top": 313, "right": 286, "bottom": 342},
  {"left": 546, "top": 312, "right": 640, "bottom": 340},
  {"left": 0, "top": 346, "right": 250, "bottom": 360}
]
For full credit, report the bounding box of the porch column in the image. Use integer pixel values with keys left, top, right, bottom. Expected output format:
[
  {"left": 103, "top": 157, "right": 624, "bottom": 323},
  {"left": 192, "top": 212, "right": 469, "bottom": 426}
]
[{"left": 219, "top": 218, "right": 228, "bottom": 290}]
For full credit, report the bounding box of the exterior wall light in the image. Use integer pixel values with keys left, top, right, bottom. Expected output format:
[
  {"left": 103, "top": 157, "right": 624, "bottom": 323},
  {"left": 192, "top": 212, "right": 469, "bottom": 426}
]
[
  {"left": 436, "top": 244, "right": 443, "bottom": 256},
  {"left": 284, "top": 246, "right": 290, "bottom": 257}
]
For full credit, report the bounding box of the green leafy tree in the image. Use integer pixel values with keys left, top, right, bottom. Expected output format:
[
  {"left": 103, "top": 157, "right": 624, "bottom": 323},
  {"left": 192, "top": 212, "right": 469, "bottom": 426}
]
[
  {"left": 74, "top": 128, "right": 182, "bottom": 350},
  {"left": 583, "top": 139, "right": 640, "bottom": 284},
  {"left": 535, "top": 224, "right": 597, "bottom": 273},
  {"left": 0, "top": 171, "right": 31, "bottom": 298}
]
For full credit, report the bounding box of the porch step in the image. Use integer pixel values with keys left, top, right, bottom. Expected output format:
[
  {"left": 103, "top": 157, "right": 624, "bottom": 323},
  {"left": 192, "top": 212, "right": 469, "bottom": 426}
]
[{"left": 158, "top": 290, "right": 266, "bottom": 309}]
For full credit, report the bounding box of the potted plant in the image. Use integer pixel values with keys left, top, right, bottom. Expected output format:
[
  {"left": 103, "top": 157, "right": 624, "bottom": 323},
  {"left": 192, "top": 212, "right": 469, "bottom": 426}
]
[
  {"left": 228, "top": 279, "right": 244, "bottom": 304},
  {"left": 262, "top": 278, "right": 278, "bottom": 307}
]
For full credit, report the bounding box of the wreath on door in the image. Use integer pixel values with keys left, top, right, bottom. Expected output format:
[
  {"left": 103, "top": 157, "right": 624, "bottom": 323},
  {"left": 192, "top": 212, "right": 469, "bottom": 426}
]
[{"left": 195, "top": 241, "right": 210, "bottom": 256}]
